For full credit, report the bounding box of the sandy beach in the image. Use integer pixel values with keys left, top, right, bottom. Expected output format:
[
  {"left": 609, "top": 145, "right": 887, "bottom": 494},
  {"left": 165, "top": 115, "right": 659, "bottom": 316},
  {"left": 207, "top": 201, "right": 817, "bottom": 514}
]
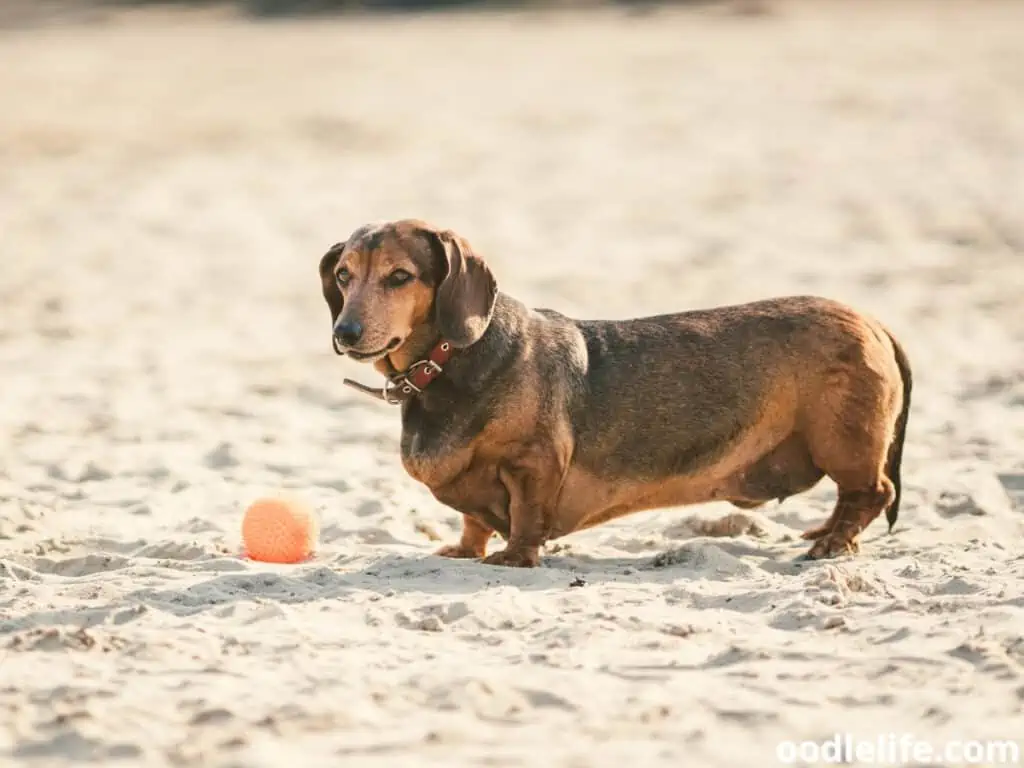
[{"left": 1, "top": 1, "right": 1023, "bottom": 765}]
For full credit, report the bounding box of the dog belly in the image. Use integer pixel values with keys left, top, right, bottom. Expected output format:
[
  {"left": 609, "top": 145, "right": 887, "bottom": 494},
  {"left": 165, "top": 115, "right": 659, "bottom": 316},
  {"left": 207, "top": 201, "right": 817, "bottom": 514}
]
[
  {"left": 552, "top": 469, "right": 723, "bottom": 536},
  {"left": 553, "top": 410, "right": 798, "bottom": 537},
  {"left": 724, "top": 433, "right": 825, "bottom": 505}
]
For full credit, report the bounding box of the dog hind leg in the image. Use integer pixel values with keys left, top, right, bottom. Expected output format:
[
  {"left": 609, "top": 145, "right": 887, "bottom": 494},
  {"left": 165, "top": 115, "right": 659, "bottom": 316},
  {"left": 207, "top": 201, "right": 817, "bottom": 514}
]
[{"left": 801, "top": 367, "right": 897, "bottom": 558}]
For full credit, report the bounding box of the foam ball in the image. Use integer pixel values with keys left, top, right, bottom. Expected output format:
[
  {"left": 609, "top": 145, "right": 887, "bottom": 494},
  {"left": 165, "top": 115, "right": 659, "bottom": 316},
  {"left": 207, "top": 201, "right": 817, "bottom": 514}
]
[{"left": 241, "top": 496, "right": 318, "bottom": 564}]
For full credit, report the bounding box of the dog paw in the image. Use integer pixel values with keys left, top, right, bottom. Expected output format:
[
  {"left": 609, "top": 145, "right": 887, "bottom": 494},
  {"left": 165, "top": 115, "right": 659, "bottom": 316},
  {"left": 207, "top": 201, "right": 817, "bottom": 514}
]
[
  {"left": 804, "top": 532, "right": 861, "bottom": 560},
  {"left": 434, "top": 544, "right": 485, "bottom": 559},
  {"left": 481, "top": 548, "right": 539, "bottom": 568},
  {"left": 800, "top": 523, "right": 833, "bottom": 541}
]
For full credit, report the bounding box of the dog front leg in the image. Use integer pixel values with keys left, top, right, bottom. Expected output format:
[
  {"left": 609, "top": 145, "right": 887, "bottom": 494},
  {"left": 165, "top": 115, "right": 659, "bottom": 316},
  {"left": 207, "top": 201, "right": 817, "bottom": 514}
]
[
  {"left": 481, "top": 461, "right": 558, "bottom": 568},
  {"left": 435, "top": 514, "right": 494, "bottom": 559}
]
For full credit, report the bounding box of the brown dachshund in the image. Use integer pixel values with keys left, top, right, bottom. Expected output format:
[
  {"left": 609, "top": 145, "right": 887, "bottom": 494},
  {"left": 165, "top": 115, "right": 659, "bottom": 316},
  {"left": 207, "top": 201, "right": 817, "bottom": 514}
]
[{"left": 318, "top": 219, "right": 912, "bottom": 566}]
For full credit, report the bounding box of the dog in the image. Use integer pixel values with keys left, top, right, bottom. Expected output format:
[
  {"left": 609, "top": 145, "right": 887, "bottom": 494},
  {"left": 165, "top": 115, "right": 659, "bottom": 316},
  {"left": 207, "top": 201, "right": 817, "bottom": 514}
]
[{"left": 318, "top": 219, "right": 912, "bottom": 566}]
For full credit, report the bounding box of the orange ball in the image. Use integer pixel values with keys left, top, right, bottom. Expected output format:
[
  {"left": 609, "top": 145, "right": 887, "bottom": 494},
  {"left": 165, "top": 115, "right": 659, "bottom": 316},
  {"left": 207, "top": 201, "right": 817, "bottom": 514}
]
[{"left": 241, "top": 496, "right": 318, "bottom": 564}]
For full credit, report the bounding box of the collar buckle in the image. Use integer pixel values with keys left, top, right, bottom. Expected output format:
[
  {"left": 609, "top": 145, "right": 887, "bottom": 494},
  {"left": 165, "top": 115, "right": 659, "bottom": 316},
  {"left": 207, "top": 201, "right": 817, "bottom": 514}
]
[{"left": 343, "top": 339, "right": 453, "bottom": 406}]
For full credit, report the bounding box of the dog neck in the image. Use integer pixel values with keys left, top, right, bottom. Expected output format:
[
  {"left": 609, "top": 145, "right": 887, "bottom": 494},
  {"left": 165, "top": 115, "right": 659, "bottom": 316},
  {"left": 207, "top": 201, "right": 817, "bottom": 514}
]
[
  {"left": 342, "top": 294, "right": 524, "bottom": 408},
  {"left": 403, "top": 294, "right": 524, "bottom": 411}
]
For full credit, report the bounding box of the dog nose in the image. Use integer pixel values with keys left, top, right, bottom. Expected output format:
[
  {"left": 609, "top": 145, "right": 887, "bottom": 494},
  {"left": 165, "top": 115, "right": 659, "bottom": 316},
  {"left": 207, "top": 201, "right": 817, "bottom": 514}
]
[{"left": 334, "top": 319, "right": 363, "bottom": 347}]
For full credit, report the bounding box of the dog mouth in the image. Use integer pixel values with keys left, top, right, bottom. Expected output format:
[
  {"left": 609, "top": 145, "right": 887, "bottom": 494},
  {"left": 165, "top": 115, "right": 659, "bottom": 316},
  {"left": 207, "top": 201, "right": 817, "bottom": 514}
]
[{"left": 344, "top": 337, "right": 403, "bottom": 362}]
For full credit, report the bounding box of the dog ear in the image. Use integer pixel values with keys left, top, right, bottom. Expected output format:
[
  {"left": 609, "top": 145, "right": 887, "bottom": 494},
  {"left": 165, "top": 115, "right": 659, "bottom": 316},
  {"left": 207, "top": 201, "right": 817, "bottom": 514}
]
[
  {"left": 318, "top": 242, "right": 346, "bottom": 355},
  {"left": 424, "top": 228, "right": 497, "bottom": 348}
]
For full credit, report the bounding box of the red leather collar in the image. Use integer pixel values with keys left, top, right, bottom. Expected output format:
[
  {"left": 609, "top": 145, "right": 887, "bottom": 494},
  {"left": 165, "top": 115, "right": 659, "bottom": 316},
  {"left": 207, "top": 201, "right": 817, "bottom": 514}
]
[{"left": 343, "top": 339, "right": 454, "bottom": 405}]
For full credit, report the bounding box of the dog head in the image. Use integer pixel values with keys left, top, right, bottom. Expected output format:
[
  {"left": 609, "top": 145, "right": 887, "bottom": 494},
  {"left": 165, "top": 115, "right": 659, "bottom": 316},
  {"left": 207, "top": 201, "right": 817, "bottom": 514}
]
[{"left": 318, "top": 219, "right": 497, "bottom": 364}]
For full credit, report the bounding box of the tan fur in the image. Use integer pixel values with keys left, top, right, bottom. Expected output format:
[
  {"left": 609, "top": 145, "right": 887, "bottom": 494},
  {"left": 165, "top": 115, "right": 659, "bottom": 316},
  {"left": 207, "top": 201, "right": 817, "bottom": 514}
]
[{"left": 318, "top": 219, "right": 913, "bottom": 566}]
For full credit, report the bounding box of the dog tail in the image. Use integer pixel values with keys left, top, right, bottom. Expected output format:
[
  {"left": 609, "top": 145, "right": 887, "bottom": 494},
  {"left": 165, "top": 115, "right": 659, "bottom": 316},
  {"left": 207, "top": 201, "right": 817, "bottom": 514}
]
[{"left": 883, "top": 328, "right": 912, "bottom": 533}]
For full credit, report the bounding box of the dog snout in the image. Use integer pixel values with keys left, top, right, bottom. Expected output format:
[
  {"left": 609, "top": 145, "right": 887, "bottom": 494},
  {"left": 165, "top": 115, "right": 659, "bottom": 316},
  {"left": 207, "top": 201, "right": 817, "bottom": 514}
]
[{"left": 333, "top": 318, "right": 364, "bottom": 347}]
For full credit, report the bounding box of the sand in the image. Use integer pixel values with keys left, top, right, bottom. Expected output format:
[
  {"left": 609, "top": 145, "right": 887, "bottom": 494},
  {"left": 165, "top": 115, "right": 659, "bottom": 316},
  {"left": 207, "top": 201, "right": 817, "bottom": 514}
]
[{"left": 1, "top": 1, "right": 1023, "bottom": 765}]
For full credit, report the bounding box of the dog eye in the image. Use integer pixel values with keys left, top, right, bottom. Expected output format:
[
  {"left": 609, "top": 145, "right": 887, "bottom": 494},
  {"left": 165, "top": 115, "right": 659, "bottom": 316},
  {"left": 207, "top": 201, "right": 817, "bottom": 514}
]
[
  {"left": 386, "top": 269, "right": 413, "bottom": 287},
  {"left": 336, "top": 267, "right": 351, "bottom": 286}
]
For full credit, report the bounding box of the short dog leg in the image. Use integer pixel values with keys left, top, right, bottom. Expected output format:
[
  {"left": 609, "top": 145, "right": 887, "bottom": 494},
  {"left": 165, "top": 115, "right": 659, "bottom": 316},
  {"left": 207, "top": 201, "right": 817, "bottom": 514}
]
[
  {"left": 435, "top": 515, "right": 494, "bottom": 559},
  {"left": 802, "top": 365, "right": 901, "bottom": 557},
  {"left": 805, "top": 479, "right": 894, "bottom": 559},
  {"left": 801, "top": 512, "right": 840, "bottom": 541},
  {"left": 482, "top": 462, "right": 556, "bottom": 568}
]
